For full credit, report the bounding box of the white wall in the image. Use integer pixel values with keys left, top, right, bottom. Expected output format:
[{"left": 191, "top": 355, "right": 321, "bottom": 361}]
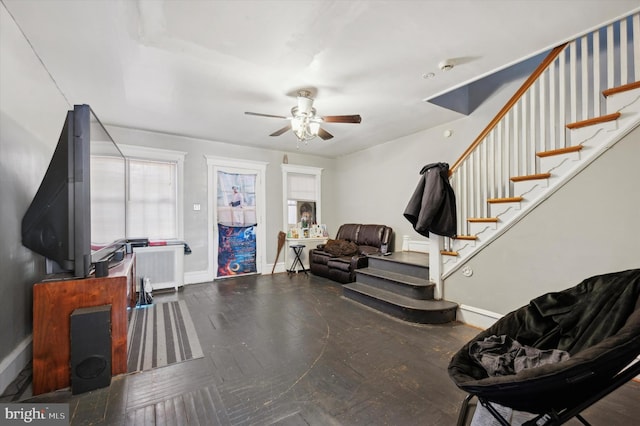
[{"left": 445, "top": 125, "right": 640, "bottom": 316}]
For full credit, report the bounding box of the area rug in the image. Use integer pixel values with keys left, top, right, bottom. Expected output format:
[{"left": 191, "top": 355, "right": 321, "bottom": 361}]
[{"left": 127, "top": 300, "right": 204, "bottom": 373}]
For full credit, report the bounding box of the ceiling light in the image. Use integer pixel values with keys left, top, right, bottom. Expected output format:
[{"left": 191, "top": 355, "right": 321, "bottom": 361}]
[{"left": 291, "top": 113, "right": 320, "bottom": 147}]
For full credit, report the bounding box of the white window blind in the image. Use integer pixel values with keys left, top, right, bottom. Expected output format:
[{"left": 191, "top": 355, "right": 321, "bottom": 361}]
[
  {"left": 287, "top": 172, "right": 316, "bottom": 200},
  {"left": 91, "top": 155, "right": 126, "bottom": 244},
  {"left": 127, "top": 159, "right": 177, "bottom": 240}
]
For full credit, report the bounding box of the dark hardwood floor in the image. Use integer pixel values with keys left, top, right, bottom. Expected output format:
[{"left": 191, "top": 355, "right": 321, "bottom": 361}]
[{"left": 17, "top": 273, "right": 640, "bottom": 425}]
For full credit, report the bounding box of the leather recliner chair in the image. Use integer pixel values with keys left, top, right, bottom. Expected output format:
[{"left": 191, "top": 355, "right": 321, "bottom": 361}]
[{"left": 309, "top": 223, "right": 393, "bottom": 284}]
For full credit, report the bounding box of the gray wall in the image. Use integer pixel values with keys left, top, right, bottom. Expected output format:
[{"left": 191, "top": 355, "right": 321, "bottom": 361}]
[
  {"left": 105, "top": 126, "right": 336, "bottom": 274},
  {"left": 445, "top": 125, "right": 640, "bottom": 315},
  {"left": 332, "top": 76, "right": 527, "bottom": 250},
  {"left": 0, "top": 5, "right": 71, "bottom": 373}
]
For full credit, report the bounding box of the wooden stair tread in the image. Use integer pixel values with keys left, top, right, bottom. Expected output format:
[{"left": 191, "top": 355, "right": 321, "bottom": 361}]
[
  {"left": 536, "top": 145, "right": 583, "bottom": 158},
  {"left": 440, "top": 250, "right": 458, "bottom": 256},
  {"left": 468, "top": 217, "right": 499, "bottom": 223},
  {"left": 344, "top": 282, "right": 457, "bottom": 311},
  {"left": 487, "top": 196, "right": 523, "bottom": 203},
  {"left": 367, "top": 251, "right": 429, "bottom": 268},
  {"left": 357, "top": 267, "right": 433, "bottom": 288},
  {"left": 510, "top": 173, "right": 551, "bottom": 182},
  {"left": 454, "top": 235, "right": 477, "bottom": 240},
  {"left": 566, "top": 112, "right": 621, "bottom": 129},
  {"left": 602, "top": 81, "right": 640, "bottom": 97}
]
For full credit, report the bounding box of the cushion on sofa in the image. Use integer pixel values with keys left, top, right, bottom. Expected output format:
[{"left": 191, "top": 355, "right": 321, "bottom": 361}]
[
  {"left": 336, "top": 223, "right": 361, "bottom": 242},
  {"left": 358, "top": 224, "right": 385, "bottom": 247},
  {"left": 324, "top": 239, "right": 359, "bottom": 256},
  {"left": 327, "top": 258, "right": 352, "bottom": 272}
]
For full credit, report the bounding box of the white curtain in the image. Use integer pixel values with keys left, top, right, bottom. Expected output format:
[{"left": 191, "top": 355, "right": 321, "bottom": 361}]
[
  {"left": 287, "top": 172, "right": 316, "bottom": 200},
  {"left": 90, "top": 155, "right": 126, "bottom": 244},
  {"left": 287, "top": 173, "right": 316, "bottom": 225},
  {"left": 127, "top": 159, "right": 177, "bottom": 239}
]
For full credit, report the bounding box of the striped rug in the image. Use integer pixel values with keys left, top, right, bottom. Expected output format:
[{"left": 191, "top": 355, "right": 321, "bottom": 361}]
[{"left": 127, "top": 300, "right": 204, "bottom": 373}]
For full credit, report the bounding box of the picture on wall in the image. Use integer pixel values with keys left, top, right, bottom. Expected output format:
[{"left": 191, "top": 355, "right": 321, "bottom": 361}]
[
  {"left": 217, "top": 223, "right": 256, "bottom": 277},
  {"left": 297, "top": 201, "right": 316, "bottom": 227},
  {"left": 216, "top": 171, "right": 258, "bottom": 277}
]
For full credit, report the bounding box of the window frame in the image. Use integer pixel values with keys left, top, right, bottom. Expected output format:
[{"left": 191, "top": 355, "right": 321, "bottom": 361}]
[
  {"left": 118, "top": 144, "right": 186, "bottom": 240},
  {"left": 281, "top": 164, "right": 323, "bottom": 233}
]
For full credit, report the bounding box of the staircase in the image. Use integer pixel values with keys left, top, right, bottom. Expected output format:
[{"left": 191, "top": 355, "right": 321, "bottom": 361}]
[
  {"left": 343, "top": 252, "right": 457, "bottom": 324},
  {"left": 438, "top": 12, "right": 640, "bottom": 279}
]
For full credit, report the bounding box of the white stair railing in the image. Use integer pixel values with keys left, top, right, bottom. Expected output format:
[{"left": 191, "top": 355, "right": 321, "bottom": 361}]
[{"left": 442, "top": 12, "right": 639, "bottom": 272}]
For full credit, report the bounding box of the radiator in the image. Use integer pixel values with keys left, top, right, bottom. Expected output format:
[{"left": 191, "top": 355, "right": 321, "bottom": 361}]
[{"left": 133, "top": 245, "right": 184, "bottom": 292}]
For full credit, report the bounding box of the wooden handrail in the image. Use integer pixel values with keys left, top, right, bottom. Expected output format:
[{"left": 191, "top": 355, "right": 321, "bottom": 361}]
[{"left": 449, "top": 43, "right": 568, "bottom": 176}]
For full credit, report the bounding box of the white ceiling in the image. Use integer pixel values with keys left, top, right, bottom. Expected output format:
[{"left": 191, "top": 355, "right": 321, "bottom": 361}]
[{"left": 3, "top": 0, "right": 639, "bottom": 158}]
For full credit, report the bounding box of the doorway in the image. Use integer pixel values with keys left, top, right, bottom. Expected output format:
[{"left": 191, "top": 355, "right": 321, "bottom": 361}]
[{"left": 206, "top": 156, "right": 267, "bottom": 280}]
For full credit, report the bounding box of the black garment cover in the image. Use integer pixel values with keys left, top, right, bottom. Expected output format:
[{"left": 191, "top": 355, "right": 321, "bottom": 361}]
[{"left": 403, "top": 162, "right": 457, "bottom": 237}]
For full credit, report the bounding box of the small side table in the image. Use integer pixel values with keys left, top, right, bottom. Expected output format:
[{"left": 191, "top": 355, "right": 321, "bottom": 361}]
[{"left": 288, "top": 244, "right": 308, "bottom": 276}]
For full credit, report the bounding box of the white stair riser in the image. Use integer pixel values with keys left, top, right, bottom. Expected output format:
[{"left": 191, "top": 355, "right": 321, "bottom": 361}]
[
  {"left": 490, "top": 202, "right": 521, "bottom": 219},
  {"left": 539, "top": 152, "right": 580, "bottom": 175},
  {"left": 568, "top": 120, "right": 619, "bottom": 146},
  {"left": 513, "top": 179, "right": 549, "bottom": 197},
  {"left": 606, "top": 90, "right": 640, "bottom": 114}
]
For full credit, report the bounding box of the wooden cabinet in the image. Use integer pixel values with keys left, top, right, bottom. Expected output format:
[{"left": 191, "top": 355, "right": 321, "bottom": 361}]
[{"left": 32, "top": 254, "right": 135, "bottom": 395}]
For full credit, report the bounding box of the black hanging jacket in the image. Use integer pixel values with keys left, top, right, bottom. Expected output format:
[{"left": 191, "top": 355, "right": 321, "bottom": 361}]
[{"left": 403, "top": 162, "right": 457, "bottom": 237}]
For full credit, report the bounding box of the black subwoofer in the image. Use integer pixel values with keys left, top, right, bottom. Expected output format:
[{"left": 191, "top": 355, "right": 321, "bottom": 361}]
[{"left": 70, "top": 305, "right": 112, "bottom": 394}]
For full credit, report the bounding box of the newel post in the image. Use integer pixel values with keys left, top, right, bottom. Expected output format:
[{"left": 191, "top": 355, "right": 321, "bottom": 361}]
[{"left": 429, "top": 234, "right": 444, "bottom": 300}]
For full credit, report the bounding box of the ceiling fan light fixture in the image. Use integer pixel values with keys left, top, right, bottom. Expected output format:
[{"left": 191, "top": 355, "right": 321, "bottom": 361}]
[
  {"left": 292, "top": 119, "right": 318, "bottom": 143},
  {"left": 297, "top": 95, "right": 314, "bottom": 115},
  {"left": 245, "top": 90, "right": 359, "bottom": 147},
  {"left": 291, "top": 116, "right": 303, "bottom": 132},
  {"left": 309, "top": 121, "right": 320, "bottom": 135}
]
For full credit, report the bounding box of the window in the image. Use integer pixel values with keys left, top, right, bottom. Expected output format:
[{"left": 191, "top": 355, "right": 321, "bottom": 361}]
[
  {"left": 128, "top": 159, "right": 177, "bottom": 239},
  {"left": 281, "top": 164, "right": 322, "bottom": 232},
  {"left": 118, "top": 145, "right": 185, "bottom": 240}
]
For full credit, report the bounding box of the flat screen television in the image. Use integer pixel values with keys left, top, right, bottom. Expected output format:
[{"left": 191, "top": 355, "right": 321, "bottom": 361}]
[{"left": 22, "top": 104, "right": 126, "bottom": 278}]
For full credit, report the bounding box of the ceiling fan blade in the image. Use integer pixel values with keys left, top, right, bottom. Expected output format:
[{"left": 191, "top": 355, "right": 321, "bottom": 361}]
[
  {"left": 270, "top": 124, "right": 291, "bottom": 137},
  {"left": 245, "top": 111, "right": 288, "bottom": 119},
  {"left": 321, "top": 114, "right": 362, "bottom": 124},
  {"left": 318, "top": 128, "right": 334, "bottom": 140}
]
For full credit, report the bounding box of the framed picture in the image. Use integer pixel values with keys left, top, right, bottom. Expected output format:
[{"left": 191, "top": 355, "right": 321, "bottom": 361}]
[{"left": 296, "top": 201, "right": 316, "bottom": 227}]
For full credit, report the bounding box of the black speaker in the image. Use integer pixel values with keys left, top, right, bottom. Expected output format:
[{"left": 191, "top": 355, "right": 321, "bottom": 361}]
[
  {"left": 70, "top": 305, "right": 112, "bottom": 394},
  {"left": 94, "top": 260, "right": 109, "bottom": 277}
]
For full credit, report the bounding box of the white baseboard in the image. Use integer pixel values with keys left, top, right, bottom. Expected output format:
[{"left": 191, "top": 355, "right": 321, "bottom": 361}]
[
  {"left": 0, "top": 336, "right": 32, "bottom": 395},
  {"left": 267, "top": 262, "right": 287, "bottom": 274},
  {"left": 457, "top": 304, "right": 502, "bottom": 330},
  {"left": 184, "top": 270, "right": 212, "bottom": 285},
  {"left": 401, "top": 236, "right": 430, "bottom": 253},
  {"left": 184, "top": 262, "right": 288, "bottom": 284}
]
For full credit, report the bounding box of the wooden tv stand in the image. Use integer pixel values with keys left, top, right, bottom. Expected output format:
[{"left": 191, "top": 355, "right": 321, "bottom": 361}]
[{"left": 32, "top": 253, "right": 136, "bottom": 395}]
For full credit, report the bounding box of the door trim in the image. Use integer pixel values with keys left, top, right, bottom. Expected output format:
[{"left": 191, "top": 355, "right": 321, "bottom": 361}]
[{"left": 206, "top": 156, "right": 268, "bottom": 281}]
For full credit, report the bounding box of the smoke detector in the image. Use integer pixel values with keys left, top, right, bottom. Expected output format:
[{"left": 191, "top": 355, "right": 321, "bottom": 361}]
[{"left": 438, "top": 59, "right": 454, "bottom": 71}]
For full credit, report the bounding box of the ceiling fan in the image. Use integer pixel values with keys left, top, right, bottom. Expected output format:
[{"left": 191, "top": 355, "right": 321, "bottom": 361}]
[{"left": 245, "top": 90, "right": 361, "bottom": 145}]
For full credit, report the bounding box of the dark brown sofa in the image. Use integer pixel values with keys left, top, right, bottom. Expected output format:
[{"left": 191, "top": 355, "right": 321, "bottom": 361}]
[{"left": 309, "top": 223, "right": 393, "bottom": 284}]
